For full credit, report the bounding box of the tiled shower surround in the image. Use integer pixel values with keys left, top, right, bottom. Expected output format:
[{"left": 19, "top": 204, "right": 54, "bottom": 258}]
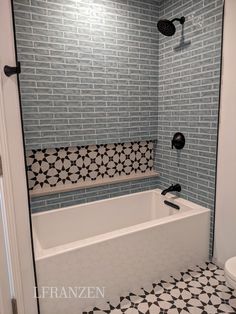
[
  {"left": 156, "top": 0, "right": 223, "bottom": 255},
  {"left": 13, "top": 0, "right": 159, "bottom": 150},
  {"left": 13, "top": 0, "right": 224, "bottom": 255}
]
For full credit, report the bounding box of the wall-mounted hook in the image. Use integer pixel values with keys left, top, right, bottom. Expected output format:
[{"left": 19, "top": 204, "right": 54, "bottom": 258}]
[{"left": 4, "top": 62, "right": 21, "bottom": 77}]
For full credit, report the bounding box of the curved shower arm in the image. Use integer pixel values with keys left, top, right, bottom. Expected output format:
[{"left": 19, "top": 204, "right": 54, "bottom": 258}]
[{"left": 171, "top": 17, "right": 185, "bottom": 25}]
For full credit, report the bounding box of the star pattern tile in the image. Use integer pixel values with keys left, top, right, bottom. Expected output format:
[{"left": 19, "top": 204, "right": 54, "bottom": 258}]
[
  {"left": 26, "top": 141, "right": 154, "bottom": 190},
  {"left": 83, "top": 262, "right": 236, "bottom": 314}
]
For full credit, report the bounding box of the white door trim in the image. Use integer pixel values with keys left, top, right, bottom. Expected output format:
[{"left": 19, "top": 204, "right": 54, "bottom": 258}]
[
  {"left": 214, "top": 0, "right": 236, "bottom": 265},
  {"left": 0, "top": 179, "right": 12, "bottom": 314},
  {"left": 0, "top": 0, "right": 38, "bottom": 313}
]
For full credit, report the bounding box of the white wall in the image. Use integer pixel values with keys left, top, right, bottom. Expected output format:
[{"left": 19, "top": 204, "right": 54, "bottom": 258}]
[
  {"left": 214, "top": 0, "right": 236, "bottom": 266},
  {"left": 0, "top": 182, "right": 12, "bottom": 314}
]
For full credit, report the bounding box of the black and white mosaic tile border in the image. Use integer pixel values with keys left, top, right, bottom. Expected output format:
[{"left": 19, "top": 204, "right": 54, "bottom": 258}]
[
  {"left": 26, "top": 141, "right": 154, "bottom": 191},
  {"left": 84, "top": 262, "right": 236, "bottom": 314}
]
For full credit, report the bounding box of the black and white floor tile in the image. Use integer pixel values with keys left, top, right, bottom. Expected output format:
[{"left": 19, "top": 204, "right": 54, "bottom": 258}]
[{"left": 84, "top": 262, "right": 236, "bottom": 314}]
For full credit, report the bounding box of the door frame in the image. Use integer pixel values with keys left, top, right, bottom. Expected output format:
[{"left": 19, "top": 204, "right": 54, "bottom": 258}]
[
  {"left": 0, "top": 180, "right": 12, "bottom": 314},
  {"left": 0, "top": 0, "right": 38, "bottom": 313},
  {"left": 214, "top": 0, "right": 236, "bottom": 266}
]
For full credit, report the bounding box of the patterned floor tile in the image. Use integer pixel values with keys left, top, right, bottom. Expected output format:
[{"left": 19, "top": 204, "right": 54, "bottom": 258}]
[{"left": 84, "top": 262, "right": 236, "bottom": 314}]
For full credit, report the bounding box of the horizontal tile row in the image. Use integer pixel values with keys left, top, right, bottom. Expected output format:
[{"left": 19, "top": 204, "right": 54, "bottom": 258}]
[{"left": 27, "top": 141, "right": 154, "bottom": 191}]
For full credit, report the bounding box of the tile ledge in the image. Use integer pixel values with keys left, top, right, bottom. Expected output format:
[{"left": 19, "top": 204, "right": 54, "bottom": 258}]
[{"left": 30, "top": 171, "right": 160, "bottom": 198}]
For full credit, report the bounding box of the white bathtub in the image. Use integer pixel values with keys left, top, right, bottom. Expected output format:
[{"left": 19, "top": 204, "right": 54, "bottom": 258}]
[{"left": 33, "top": 189, "right": 210, "bottom": 314}]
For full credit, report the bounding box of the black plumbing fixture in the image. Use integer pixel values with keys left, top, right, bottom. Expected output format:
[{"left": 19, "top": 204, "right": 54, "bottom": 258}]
[
  {"left": 172, "top": 132, "right": 185, "bottom": 150},
  {"left": 4, "top": 62, "right": 21, "bottom": 77},
  {"left": 164, "top": 200, "right": 180, "bottom": 210},
  {"left": 157, "top": 16, "right": 185, "bottom": 36},
  {"left": 161, "top": 184, "right": 181, "bottom": 196}
]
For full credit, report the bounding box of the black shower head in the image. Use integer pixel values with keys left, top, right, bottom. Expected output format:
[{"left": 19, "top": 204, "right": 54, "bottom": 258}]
[
  {"left": 157, "top": 19, "right": 176, "bottom": 36},
  {"left": 157, "top": 16, "right": 185, "bottom": 37}
]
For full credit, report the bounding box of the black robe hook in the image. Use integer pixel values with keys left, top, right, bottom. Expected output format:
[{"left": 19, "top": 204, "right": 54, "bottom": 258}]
[{"left": 4, "top": 62, "right": 21, "bottom": 77}]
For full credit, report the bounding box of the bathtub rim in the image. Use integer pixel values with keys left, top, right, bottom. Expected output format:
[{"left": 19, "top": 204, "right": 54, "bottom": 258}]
[{"left": 32, "top": 189, "right": 210, "bottom": 260}]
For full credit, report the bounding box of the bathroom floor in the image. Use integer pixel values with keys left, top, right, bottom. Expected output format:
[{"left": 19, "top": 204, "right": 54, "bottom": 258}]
[{"left": 85, "top": 262, "right": 236, "bottom": 314}]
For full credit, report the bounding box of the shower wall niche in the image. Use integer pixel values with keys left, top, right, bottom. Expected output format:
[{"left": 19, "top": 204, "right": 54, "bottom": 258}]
[{"left": 27, "top": 141, "right": 156, "bottom": 196}]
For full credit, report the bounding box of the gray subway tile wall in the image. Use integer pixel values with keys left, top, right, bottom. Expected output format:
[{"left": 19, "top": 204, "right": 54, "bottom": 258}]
[
  {"left": 155, "top": 0, "right": 223, "bottom": 255},
  {"left": 30, "top": 176, "right": 159, "bottom": 212},
  {"left": 13, "top": 0, "right": 161, "bottom": 215},
  {"left": 13, "top": 0, "right": 224, "bottom": 257},
  {"left": 13, "top": 0, "right": 160, "bottom": 150}
]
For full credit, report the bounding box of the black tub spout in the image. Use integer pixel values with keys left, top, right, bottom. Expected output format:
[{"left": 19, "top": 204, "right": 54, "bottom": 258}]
[{"left": 161, "top": 184, "right": 181, "bottom": 196}]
